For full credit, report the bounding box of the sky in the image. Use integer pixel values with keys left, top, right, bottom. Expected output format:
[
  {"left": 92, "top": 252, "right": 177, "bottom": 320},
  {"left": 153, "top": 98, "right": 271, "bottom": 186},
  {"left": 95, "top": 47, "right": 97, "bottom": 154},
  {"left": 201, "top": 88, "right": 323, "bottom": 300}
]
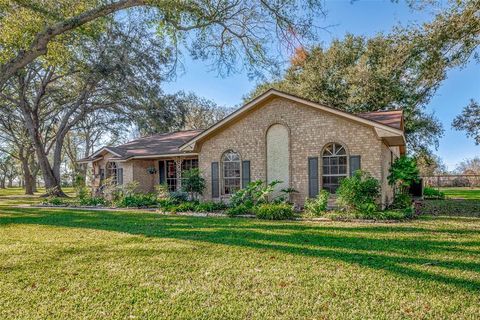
[{"left": 163, "top": 0, "right": 480, "bottom": 171}]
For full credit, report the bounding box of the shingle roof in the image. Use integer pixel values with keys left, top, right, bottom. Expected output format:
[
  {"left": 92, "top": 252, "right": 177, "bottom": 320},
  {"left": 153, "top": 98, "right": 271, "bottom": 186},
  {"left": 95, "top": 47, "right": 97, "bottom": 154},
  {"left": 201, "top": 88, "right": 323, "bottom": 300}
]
[
  {"left": 356, "top": 110, "right": 403, "bottom": 130},
  {"left": 79, "top": 130, "right": 202, "bottom": 162},
  {"left": 117, "top": 130, "right": 202, "bottom": 157}
]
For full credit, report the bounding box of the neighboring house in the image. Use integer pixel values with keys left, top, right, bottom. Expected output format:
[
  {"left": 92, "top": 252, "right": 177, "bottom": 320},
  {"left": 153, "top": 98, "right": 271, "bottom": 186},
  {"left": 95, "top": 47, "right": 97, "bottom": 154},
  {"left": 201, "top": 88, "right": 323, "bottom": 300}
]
[{"left": 78, "top": 89, "right": 406, "bottom": 206}]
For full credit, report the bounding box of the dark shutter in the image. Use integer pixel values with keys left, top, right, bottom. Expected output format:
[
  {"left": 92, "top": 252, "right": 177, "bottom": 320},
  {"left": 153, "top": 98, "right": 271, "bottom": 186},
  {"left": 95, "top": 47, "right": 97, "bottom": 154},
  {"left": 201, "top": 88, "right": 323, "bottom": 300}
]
[
  {"left": 117, "top": 168, "right": 123, "bottom": 185},
  {"left": 349, "top": 155, "right": 361, "bottom": 176},
  {"left": 159, "top": 160, "right": 165, "bottom": 184},
  {"left": 242, "top": 160, "right": 251, "bottom": 188},
  {"left": 211, "top": 162, "right": 219, "bottom": 198},
  {"left": 308, "top": 157, "right": 319, "bottom": 198}
]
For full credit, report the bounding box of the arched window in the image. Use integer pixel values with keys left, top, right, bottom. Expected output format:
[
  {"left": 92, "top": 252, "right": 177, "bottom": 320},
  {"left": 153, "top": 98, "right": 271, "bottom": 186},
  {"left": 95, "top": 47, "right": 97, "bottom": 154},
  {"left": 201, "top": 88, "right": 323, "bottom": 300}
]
[
  {"left": 106, "top": 162, "right": 117, "bottom": 180},
  {"left": 222, "top": 150, "right": 241, "bottom": 195},
  {"left": 106, "top": 162, "right": 123, "bottom": 185},
  {"left": 322, "top": 143, "right": 347, "bottom": 193}
]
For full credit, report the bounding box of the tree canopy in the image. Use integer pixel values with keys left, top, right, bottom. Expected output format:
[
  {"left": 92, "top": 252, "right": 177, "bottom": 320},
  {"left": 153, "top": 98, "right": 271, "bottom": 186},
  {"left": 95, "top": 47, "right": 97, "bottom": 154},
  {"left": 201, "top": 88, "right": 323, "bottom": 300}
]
[
  {"left": 453, "top": 100, "right": 480, "bottom": 145},
  {"left": 248, "top": 1, "right": 480, "bottom": 154},
  {"left": 0, "top": 0, "right": 324, "bottom": 88}
]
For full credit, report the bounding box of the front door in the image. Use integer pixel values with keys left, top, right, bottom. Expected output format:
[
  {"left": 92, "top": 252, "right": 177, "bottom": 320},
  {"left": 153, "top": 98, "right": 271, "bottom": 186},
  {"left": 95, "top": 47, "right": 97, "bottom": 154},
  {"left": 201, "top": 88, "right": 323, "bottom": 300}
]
[{"left": 159, "top": 160, "right": 177, "bottom": 191}]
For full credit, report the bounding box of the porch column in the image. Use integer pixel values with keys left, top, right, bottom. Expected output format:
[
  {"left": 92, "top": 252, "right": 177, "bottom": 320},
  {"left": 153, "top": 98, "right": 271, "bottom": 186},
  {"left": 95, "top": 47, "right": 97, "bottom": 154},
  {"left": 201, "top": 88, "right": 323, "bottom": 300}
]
[{"left": 175, "top": 157, "right": 182, "bottom": 191}]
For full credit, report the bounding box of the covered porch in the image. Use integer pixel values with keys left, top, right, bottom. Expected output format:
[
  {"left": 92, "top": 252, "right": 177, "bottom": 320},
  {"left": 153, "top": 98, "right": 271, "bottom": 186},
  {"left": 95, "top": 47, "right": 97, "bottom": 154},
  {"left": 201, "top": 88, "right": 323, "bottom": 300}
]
[{"left": 90, "top": 155, "right": 199, "bottom": 194}]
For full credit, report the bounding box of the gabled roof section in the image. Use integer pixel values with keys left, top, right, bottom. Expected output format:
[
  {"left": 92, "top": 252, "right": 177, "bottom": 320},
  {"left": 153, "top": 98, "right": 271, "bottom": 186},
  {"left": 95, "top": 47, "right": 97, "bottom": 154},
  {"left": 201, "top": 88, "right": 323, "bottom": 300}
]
[
  {"left": 180, "top": 89, "right": 405, "bottom": 151},
  {"left": 357, "top": 110, "right": 404, "bottom": 130},
  {"left": 78, "top": 130, "right": 202, "bottom": 163}
]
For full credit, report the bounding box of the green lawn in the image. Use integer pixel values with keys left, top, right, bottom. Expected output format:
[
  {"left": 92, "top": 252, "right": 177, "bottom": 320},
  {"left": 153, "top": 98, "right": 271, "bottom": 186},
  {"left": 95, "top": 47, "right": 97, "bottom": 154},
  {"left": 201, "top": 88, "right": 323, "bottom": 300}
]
[
  {"left": 0, "top": 188, "right": 479, "bottom": 319},
  {"left": 440, "top": 187, "right": 480, "bottom": 200},
  {"left": 0, "top": 187, "right": 75, "bottom": 206}
]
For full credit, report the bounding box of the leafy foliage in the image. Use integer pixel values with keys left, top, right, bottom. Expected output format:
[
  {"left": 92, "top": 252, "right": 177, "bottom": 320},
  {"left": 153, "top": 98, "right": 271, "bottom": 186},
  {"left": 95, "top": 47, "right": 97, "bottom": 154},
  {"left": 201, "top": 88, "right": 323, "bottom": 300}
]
[
  {"left": 388, "top": 156, "right": 420, "bottom": 193},
  {"left": 0, "top": 0, "right": 324, "bottom": 87},
  {"left": 229, "top": 180, "right": 282, "bottom": 208},
  {"left": 423, "top": 187, "right": 445, "bottom": 200},
  {"left": 78, "top": 196, "right": 107, "bottom": 207},
  {"left": 41, "top": 196, "right": 69, "bottom": 206},
  {"left": 390, "top": 193, "right": 413, "bottom": 210},
  {"left": 169, "top": 191, "right": 189, "bottom": 204},
  {"left": 249, "top": 32, "right": 446, "bottom": 153},
  {"left": 452, "top": 99, "right": 480, "bottom": 145},
  {"left": 116, "top": 194, "right": 158, "bottom": 208},
  {"left": 253, "top": 203, "right": 294, "bottom": 220},
  {"left": 336, "top": 170, "right": 380, "bottom": 213},
  {"left": 135, "top": 92, "right": 232, "bottom": 134},
  {"left": 304, "top": 190, "right": 329, "bottom": 216},
  {"left": 181, "top": 168, "right": 206, "bottom": 201},
  {"left": 194, "top": 201, "right": 228, "bottom": 213},
  {"left": 154, "top": 184, "right": 170, "bottom": 200},
  {"left": 225, "top": 204, "right": 253, "bottom": 216}
]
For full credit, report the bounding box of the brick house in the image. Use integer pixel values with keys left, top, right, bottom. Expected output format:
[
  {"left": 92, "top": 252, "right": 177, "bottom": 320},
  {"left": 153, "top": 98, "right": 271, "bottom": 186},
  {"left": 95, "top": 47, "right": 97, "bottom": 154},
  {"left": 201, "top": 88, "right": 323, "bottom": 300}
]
[{"left": 79, "top": 89, "right": 406, "bottom": 206}]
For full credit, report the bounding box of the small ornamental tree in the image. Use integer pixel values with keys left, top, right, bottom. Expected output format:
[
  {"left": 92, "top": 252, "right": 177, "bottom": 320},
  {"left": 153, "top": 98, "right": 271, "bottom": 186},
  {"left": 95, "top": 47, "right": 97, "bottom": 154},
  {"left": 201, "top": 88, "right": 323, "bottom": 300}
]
[
  {"left": 181, "top": 168, "right": 206, "bottom": 201},
  {"left": 388, "top": 156, "right": 420, "bottom": 194}
]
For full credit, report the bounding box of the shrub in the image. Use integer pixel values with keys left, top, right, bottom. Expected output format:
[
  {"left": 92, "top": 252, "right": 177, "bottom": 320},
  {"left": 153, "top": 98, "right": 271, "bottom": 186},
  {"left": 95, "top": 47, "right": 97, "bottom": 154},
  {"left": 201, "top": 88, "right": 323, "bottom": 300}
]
[
  {"left": 79, "top": 196, "right": 107, "bottom": 207},
  {"left": 181, "top": 168, "right": 206, "bottom": 200},
  {"left": 116, "top": 193, "right": 158, "bottom": 208},
  {"left": 75, "top": 185, "right": 89, "bottom": 201},
  {"left": 336, "top": 170, "right": 380, "bottom": 212},
  {"left": 225, "top": 204, "right": 252, "bottom": 216},
  {"left": 169, "top": 191, "right": 189, "bottom": 204},
  {"left": 423, "top": 187, "right": 445, "bottom": 200},
  {"left": 230, "top": 180, "right": 282, "bottom": 208},
  {"left": 390, "top": 193, "right": 413, "bottom": 209},
  {"left": 304, "top": 190, "right": 329, "bottom": 216},
  {"left": 388, "top": 156, "right": 420, "bottom": 194},
  {"left": 194, "top": 201, "right": 228, "bottom": 212},
  {"left": 154, "top": 184, "right": 170, "bottom": 200},
  {"left": 253, "top": 203, "right": 294, "bottom": 220},
  {"left": 170, "top": 201, "right": 198, "bottom": 213},
  {"left": 42, "top": 196, "right": 68, "bottom": 206}
]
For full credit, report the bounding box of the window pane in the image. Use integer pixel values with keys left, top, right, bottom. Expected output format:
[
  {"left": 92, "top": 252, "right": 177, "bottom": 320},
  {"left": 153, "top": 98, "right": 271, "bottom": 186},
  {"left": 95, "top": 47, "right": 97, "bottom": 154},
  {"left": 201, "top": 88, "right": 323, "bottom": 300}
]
[
  {"left": 336, "top": 146, "right": 346, "bottom": 155},
  {"left": 222, "top": 151, "right": 241, "bottom": 195},
  {"left": 322, "top": 143, "right": 347, "bottom": 193}
]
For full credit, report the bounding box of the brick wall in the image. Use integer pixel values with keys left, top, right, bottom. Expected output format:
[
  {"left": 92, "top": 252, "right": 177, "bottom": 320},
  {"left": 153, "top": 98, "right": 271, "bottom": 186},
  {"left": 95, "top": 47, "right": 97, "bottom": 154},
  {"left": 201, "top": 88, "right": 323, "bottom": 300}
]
[{"left": 198, "top": 97, "right": 397, "bottom": 206}]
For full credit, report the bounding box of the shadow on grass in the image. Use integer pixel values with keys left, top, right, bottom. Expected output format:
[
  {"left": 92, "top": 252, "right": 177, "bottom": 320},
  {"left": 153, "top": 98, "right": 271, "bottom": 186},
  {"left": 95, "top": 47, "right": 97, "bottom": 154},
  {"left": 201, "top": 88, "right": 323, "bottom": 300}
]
[{"left": 1, "top": 207, "right": 479, "bottom": 292}]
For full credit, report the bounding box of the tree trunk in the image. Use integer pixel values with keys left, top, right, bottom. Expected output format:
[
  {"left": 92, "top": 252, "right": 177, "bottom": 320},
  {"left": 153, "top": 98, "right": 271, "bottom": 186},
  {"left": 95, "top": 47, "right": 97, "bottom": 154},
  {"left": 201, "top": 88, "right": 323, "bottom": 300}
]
[
  {"left": 21, "top": 104, "right": 66, "bottom": 197},
  {"left": 7, "top": 178, "right": 13, "bottom": 188},
  {"left": 0, "top": 178, "right": 5, "bottom": 189},
  {"left": 21, "top": 158, "right": 35, "bottom": 195}
]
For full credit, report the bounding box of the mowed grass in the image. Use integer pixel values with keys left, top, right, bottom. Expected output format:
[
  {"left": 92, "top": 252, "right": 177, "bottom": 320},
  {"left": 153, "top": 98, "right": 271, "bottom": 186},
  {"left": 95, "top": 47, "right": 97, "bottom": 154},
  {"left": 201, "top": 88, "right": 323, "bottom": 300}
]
[
  {"left": 440, "top": 187, "right": 480, "bottom": 200},
  {"left": 0, "top": 188, "right": 479, "bottom": 319},
  {"left": 0, "top": 187, "right": 75, "bottom": 206}
]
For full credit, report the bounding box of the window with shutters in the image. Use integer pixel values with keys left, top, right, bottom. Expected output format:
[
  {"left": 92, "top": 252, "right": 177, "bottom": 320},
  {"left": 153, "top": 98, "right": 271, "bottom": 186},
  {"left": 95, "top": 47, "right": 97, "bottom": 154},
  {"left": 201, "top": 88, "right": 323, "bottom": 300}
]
[
  {"left": 222, "top": 150, "right": 241, "bottom": 195},
  {"left": 322, "top": 143, "right": 348, "bottom": 193},
  {"left": 106, "top": 162, "right": 119, "bottom": 184}
]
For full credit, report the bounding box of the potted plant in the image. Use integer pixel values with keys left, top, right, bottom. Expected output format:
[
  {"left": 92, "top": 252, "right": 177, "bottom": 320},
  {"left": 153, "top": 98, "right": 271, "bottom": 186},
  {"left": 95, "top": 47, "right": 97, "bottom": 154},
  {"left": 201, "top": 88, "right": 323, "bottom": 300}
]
[{"left": 146, "top": 166, "right": 157, "bottom": 174}]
